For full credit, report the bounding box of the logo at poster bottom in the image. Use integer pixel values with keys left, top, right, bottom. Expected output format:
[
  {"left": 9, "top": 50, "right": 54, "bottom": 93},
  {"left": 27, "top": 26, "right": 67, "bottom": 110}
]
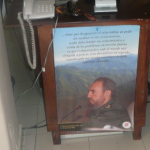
[{"left": 122, "top": 122, "right": 131, "bottom": 129}]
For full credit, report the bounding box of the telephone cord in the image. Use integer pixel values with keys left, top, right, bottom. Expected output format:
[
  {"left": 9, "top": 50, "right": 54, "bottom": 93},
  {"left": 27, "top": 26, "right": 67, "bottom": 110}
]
[
  {"left": 17, "top": 12, "right": 36, "bottom": 70},
  {"left": 15, "top": 14, "right": 59, "bottom": 102},
  {"left": 12, "top": 28, "right": 43, "bottom": 98}
]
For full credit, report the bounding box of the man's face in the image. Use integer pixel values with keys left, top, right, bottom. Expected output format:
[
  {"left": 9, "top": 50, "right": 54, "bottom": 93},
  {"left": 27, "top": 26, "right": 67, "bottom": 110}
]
[{"left": 87, "top": 81, "right": 106, "bottom": 107}]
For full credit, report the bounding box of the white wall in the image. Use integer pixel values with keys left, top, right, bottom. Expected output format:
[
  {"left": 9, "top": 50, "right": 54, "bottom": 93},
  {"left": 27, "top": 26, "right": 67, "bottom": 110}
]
[{"left": 0, "top": 10, "right": 20, "bottom": 150}]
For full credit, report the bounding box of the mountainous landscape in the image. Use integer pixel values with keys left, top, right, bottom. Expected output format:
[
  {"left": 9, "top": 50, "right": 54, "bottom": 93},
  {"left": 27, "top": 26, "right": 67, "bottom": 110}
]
[{"left": 55, "top": 54, "right": 138, "bottom": 123}]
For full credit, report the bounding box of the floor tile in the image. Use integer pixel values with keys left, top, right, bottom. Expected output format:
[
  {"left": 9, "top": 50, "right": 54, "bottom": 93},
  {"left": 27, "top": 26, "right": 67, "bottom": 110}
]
[
  {"left": 9, "top": 61, "right": 34, "bottom": 82},
  {"left": 142, "top": 126, "right": 150, "bottom": 150},
  {"left": 4, "top": 28, "right": 13, "bottom": 49},
  {"left": 7, "top": 41, "right": 22, "bottom": 63},
  {"left": 14, "top": 81, "right": 40, "bottom": 105},
  {"left": 36, "top": 104, "right": 48, "bottom": 134},
  {"left": 21, "top": 134, "right": 36, "bottom": 150},
  {"left": 35, "top": 134, "right": 89, "bottom": 150},
  {"left": 16, "top": 105, "right": 39, "bottom": 135},
  {"left": 89, "top": 132, "right": 145, "bottom": 150},
  {"left": 36, "top": 83, "right": 44, "bottom": 105},
  {"left": 38, "top": 97, "right": 44, "bottom": 105}
]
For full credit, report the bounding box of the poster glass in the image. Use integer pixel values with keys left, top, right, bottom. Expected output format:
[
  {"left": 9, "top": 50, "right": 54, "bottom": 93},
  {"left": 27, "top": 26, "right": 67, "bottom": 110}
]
[{"left": 53, "top": 25, "right": 140, "bottom": 131}]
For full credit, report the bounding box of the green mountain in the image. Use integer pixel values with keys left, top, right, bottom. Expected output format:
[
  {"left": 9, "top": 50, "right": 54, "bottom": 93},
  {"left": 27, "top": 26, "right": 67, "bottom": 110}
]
[
  {"left": 55, "top": 66, "right": 99, "bottom": 99},
  {"left": 55, "top": 65, "right": 136, "bottom": 100},
  {"left": 55, "top": 54, "right": 138, "bottom": 122}
]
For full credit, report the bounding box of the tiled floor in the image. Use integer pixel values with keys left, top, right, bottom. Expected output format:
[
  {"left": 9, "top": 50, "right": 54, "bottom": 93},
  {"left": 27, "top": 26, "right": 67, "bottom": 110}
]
[{"left": 4, "top": 27, "right": 150, "bottom": 150}]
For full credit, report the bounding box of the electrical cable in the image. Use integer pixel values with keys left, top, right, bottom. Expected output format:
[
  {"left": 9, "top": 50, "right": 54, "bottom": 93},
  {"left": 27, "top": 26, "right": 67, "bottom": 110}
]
[
  {"left": 15, "top": 14, "right": 59, "bottom": 102},
  {"left": 15, "top": 69, "right": 43, "bottom": 102},
  {"left": 23, "top": 124, "right": 47, "bottom": 129},
  {"left": 43, "top": 14, "right": 58, "bottom": 67},
  {"left": 23, "top": 119, "right": 46, "bottom": 129}
]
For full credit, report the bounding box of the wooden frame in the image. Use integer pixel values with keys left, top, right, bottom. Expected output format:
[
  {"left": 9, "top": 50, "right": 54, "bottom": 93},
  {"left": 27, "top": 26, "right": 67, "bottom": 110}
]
[{"left": 37, "top": 20, "right": 150, "bottom": 144}]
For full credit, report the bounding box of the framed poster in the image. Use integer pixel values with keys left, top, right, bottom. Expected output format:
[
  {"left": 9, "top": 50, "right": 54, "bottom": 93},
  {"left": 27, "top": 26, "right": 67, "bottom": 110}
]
[{"left": 53, "top": 25, "right": 140, "bottom": 131}]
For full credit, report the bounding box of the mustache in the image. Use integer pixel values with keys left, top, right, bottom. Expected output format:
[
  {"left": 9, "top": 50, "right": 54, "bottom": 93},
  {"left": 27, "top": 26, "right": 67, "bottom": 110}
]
[{"left": 88, "top": 98, "right": 93, "bottom": 101}]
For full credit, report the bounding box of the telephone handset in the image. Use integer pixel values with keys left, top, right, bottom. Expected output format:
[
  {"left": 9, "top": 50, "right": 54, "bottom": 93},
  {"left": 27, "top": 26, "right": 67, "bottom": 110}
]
[
  {"left": 23, "top": 0, "right": 55, "bottom": 20},
  {"left": 18, "top": 0, "right": 55, "bottom": 70}
]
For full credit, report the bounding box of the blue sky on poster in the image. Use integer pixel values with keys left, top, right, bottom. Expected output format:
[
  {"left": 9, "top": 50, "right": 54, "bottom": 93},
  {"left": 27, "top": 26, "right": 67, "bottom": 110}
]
[{"left": 53, "top": 25, "right": 140, "bottom": 66}]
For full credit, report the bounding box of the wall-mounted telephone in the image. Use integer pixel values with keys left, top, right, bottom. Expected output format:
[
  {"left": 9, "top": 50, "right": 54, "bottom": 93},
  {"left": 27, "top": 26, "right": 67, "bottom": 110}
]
[
  {"left": 23, "top": 0, "right": 55, "bottom": 20},
  {"left": 17, "top": 0, "right": 55, "bottom": 70}
]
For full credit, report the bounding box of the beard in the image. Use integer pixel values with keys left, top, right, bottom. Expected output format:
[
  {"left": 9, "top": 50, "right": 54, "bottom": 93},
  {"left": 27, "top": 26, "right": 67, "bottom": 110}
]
[
  {"left": 88, "top": 99, "right": 99, "bottom": 109},
  {"left": 88, "top": 98, "right": 105, "bottom": 109}
]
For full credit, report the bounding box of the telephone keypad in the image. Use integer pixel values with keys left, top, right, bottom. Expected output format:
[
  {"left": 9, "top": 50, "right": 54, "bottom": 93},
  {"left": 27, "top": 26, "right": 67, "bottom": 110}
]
[
  {"left": 30, "top": 1, "right": 55, "bottom": 19},
  {"left": 37, "top": 4, "right": 53, "bottom": 13}
]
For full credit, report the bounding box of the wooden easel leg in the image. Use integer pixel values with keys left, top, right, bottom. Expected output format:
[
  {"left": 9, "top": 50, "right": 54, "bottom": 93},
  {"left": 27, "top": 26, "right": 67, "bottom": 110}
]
[
  {"left": 52, "top": 131, "right": 61, "bottom": 145},
  {"left": 133, "top": 125, "right": 142, "bottom": 140}
]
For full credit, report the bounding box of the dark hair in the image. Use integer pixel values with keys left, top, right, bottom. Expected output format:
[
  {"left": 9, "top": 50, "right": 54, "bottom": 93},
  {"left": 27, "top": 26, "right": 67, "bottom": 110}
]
[{"left": 94, "top": 77, "right": 116, "bottom": 98}]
